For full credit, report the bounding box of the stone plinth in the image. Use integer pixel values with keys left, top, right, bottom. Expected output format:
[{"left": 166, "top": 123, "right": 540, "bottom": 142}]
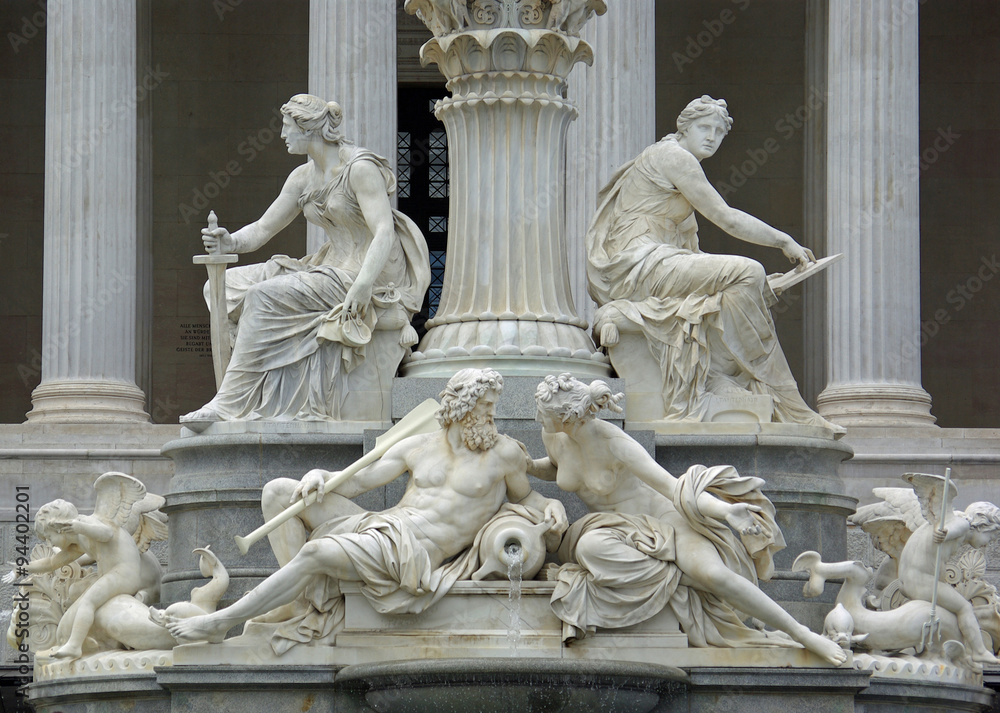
[{"left": 403, "top": 3, "right": 610, "bottom": 378}]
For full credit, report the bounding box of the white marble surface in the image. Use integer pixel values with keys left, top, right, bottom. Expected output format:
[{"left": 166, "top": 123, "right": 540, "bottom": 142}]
[
  {"left": 404, "top": 4, "right": 607, "bottom": 375},
  {"left": 27, "top": 0, "right": 149, "bottom": 424},
  {"left": 816, "top": 0, "right": 935, "bottom": 426},
  {"left": 587, "top": 97, "right": 841, "bottom": 434}
]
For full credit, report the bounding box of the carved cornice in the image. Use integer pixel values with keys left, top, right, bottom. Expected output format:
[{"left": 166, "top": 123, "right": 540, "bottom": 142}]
[
  {"left": 405, "top": 0, "right": 607, "bottom": 38},
  {"left": 420, "top": 29, "right": 593, "bottom": 80}
]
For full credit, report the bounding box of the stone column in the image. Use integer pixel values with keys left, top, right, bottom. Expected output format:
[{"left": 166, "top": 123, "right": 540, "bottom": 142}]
[
  {"left": 565, "top": 0, "right": 656, "bottom": 326},
  {"left": 801, "top": 0, "right": 828, "bottom": 407},
  {"left": 815, "top": 0, "right": 935, "bottom": 426},
  {"left": 403, "top": 1, "right": 609, "bottom": 378},
  {"left": 307, "top": 0, "right": 397, "bottom": 254},
  {"left": 27, "top": 0, "right": 149, "bottom": 423}
]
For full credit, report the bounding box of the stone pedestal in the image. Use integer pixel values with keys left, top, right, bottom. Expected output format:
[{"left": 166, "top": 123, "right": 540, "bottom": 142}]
[
  {"left": 815, "top": 0, "right": 935, "bottom": 427},
  {"left": 160, "top": 425, "right": 394, "bottom": 605},
  {"left": 403, "top": 4, "right": 609, "bottom": 378},
  {"left": 27, "top": 0, "right": 149, "bottom": 424}
]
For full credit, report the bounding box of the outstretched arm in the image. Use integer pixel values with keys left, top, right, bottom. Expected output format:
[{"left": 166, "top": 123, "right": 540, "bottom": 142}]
[
  {"left": 201, "top": 164, "right": 308, "bottom": 255},
  {"left": 26, "top": 545, "right": 84, "bottom": 574},
  {"left": 668, "top": 151, "right": 815, "bottom": 266}
]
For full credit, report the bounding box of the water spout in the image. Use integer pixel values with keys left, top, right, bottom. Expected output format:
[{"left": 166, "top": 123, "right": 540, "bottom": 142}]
[{"left": 504, "top": 540, "right": 523, "bottom": 655}]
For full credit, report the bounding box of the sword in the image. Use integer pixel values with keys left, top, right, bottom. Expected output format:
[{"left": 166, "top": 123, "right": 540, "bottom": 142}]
[
  {"left": 193, "top": 211, "right": 238, "bottom": 389},
  {"left": 919, "top": 466, "right": 953, "bottom": 653}
]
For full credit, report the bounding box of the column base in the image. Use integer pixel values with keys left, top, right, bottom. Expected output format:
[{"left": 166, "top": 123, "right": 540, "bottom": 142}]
[
  {"left": 817, "top": 383, "right": 936, "bottom": 427},
  {"left": 27, "top": 380, "right": 150, "bottom": 423}
]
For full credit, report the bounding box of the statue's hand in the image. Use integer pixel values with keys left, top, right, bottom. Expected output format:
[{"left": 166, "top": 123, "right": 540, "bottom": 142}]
[
  {"left": 543, "top": 500, "right": 569, "bottom": 536},
  {"left": 781, "top": 238, "right": 816, "bottom": 268},
  {"left": 293, "top": 469, "right": 331, "bottom": 505},
  {"left": 933, "top": 526, "right": 948, "bottom": 544},
  {"left": 202, "top": 226, "right": 236, "bottom": 254},
  {"left": 343, "top": 280, "right": 373, "bottom": 318},
  {"left": 725, "top": 502, "right": 763, "bottom": 536}
]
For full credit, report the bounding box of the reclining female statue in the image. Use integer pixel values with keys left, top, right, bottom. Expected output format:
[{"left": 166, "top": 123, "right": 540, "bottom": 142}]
[
  {"left": 529, "top": 373, "right": 847, "bottom": 665},
  {"left": 587, "top": 95, "right": 842, "bottom": 433},
  {"left": 182, "top": 94, "right": 429, "bottom": 425}
]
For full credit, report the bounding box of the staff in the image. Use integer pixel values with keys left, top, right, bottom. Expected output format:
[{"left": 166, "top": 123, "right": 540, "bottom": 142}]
[
  {"left": 234, "top": 398, "right": 442, "bottom": 554},
  {"left": 919, "top": 466, "right": 953, "bottom": 653}
]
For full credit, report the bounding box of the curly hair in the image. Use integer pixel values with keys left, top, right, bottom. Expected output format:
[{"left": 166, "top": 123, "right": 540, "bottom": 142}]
[
  {"left": 965, "top": 502, "right": 1000, "bottom": 533},
  {"left": 35, "top": 499, "right": 78, "bottom": 540},
  {"left": 534, "top": 373, "right": 624, "bottom": 423},
  {"left": 280, "top": 94, "right": 347, "bottom": 144},
  {"left": 437, "top": 368, "right": 504, "bottom": 426},
  {"left": 676, "top": 95, "right": 733, "bottom": 136}
]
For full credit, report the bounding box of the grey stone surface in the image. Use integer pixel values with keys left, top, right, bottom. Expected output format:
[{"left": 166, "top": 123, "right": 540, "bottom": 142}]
[
  {"left": 159, "top": 665, "right": 341, "bottom": 713},
  {"left": 336, "top": 658, "right": 687, "bottom": 713},
  {"left": 855, "top": 677, "right": 994, "bottom": 713},
  {"left": 161, "top": 432, "right": 368, "bottom": 604},
  {"left": 683, "top": 667, "right": 871, "bottom": 713},
  {"left": 28, "top": 673, "right": 169, "bottom": 713},
  {"left": 392, "top": 375, "right": 628, "bottom": 422}
]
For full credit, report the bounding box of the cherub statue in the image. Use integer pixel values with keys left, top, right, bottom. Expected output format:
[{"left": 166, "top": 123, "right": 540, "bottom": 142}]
[
  {"left": 13, "top": 473, "right": 168, "bottom": 660},
  {"left": 404, "top": 0, "right": 469, "bottom": 36},
  {"left": 850, "top": 473, "right": 1000, "bottom": 666},
  {"left": 547, "top": 0, "right": 607, "bottom": 36}
]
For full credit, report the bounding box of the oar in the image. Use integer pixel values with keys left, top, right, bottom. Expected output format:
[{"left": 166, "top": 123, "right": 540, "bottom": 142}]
[
  {"left": 918, "top": 466, "right": 952, "bottom": 653},
  {"left": 234, "top": 398, "right": 441, "bottom": 554}
]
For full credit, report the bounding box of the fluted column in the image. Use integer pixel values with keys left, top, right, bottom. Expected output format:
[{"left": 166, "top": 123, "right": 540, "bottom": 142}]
[
  {"left": 802, "top": 0, "right": 828, "bottom": 406},
  {"left": 565, "top": 0, "right": 655, "bottom": 325},
  {"left": 27, "top": 0, "right": 149, "bottom": 423},
  {"left": 816, "top": 0, "right": 935, "bottom": 426},
  {"left": 404, "top": 1, "right": 609, "bottom": 378},
  {"left": 307, "top": 0, "right": 397, "bottom": 254}
]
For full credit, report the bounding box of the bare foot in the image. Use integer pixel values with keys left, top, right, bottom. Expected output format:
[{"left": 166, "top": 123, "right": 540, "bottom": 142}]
[
  {"left": 180, "top": 405, "right": 222, "bottom": 424},
  {"left": 971, "top": 650, "right": 1000, "bottom": 666},
  {"left": 48, "top": 643, "right": 83, "bottom": 660},
  {"left": 164, "top": 612, "right": 231, "bottom": 643},
  {"left": 799, "top": 629, "right": 849, "bottom": 665}
]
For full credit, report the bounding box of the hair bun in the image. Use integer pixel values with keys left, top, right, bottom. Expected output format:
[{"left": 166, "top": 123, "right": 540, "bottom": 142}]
[{"left": 326, "top": 101, "right": 343, "bottom": 128}]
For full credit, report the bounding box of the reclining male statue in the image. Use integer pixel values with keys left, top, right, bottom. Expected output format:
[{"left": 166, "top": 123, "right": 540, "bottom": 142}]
[{"left": 166, "top": 368, "right": 567, "bottom": 652}]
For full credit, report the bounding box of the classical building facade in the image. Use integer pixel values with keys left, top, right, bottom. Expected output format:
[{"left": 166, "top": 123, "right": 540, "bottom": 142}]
[{"left": 0, "top": 0, "right": 998, "bottom": 677}]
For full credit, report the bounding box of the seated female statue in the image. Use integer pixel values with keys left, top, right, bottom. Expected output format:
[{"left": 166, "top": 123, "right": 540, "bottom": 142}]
[
  {"left": 587, "top": 95, "right": 841, "bottom": 434},
  {"left": 529, "top": 373, "right": 847, "bottom": 665},
  {"left": 182, "top": 95, "right": 429, "bottom": 425}
]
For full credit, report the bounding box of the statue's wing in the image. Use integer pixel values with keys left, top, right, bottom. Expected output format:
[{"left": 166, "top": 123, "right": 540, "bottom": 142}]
[
  {"left": 850, "top": 491, "right": 920, "bottom": 561},
  {"left": 904, "top": 473, "right": 957, "bottom": 527},
  {"left": 133, "top": 509, "right": 169, "bottom": 553},
  {"left": 92, "top": 472, "right": 147, "bottom": 530}
]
